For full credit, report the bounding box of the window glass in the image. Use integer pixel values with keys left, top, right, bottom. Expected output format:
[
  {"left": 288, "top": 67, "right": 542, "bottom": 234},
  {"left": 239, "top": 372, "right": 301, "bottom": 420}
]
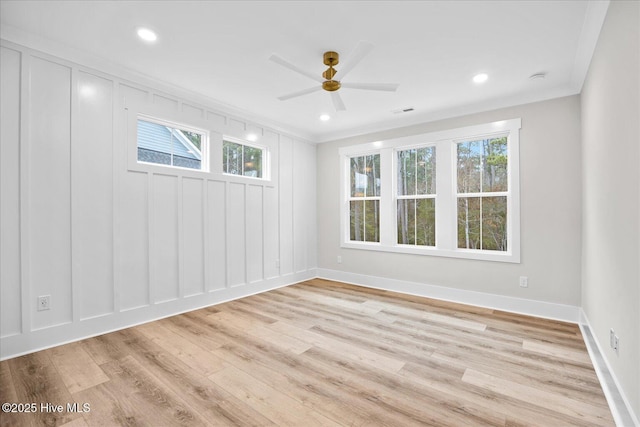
[
  {"left": 137, "top": 119, "right": 205, "bottom": 170},
  {"left": 350, "top": 154, "right": 380, "bottom": 197},
  {"left": 349, "top": 154, "right": 380, "bottom": 242},
  {"left": 397, "top": 146, "right": 436, "bottom": 246},
  {"left": 223, "top": 140, "right": 263, "bottom": 178},
  {"left": 457, "top": 137, "right": 507, "bottom": 193},
  {"left": 457, "top": 136, "right": 508, "bottom": 251},
  {"left": 398, "top": 146, "right": 436, "bottom": 196},
  {"left": 339, "top": 119, "right": 520, "bottom": 262}
]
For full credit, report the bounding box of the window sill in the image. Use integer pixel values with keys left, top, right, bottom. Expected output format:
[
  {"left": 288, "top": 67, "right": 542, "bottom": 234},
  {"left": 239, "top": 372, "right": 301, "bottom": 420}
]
[{"left": 340, "top": 241, "right": 520, "bottom": 263}]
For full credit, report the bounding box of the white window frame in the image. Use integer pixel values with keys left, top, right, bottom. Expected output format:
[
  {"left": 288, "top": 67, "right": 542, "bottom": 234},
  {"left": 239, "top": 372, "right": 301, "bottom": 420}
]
[
  {"left": 396, "top": 143, "right": 437, "bottom": 247},
  {"left": 339, "top": 118, "right": 521, "bottom": 263},
  {"left": 135, "top": 113, "right": 210, "bottom": 173},
  {"left": 222, "top": 135, "right": 270, "bottom": 181},
  {"left": 347, "top": 152, "right": 382, "bottom": 244}
]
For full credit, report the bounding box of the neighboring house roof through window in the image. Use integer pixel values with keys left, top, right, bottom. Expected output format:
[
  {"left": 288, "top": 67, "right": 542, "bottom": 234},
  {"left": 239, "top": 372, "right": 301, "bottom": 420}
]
[{"left": 137, "top": 120, "right": 201, "bottom": 160}]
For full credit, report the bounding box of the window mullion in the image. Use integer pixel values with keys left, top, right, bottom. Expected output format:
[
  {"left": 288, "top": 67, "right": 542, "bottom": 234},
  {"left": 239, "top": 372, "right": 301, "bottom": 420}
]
[
  {"left": 436, "top": 140, "right": 454, "bottom": 250},
  {"left": 379, "top": 148, "right": 394, "bottom": 246}
]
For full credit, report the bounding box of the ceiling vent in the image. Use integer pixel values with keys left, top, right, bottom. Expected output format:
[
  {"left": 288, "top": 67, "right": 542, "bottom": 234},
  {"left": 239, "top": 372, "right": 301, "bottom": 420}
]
[{"left": 392, "top": 107, "right": 415, "bottom": 114}]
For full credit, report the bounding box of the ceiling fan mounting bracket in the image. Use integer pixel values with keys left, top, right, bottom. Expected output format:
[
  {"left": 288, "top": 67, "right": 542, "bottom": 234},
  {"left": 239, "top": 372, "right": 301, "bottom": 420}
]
[{"left": 323, "top": 51, "right": 339, "bottom": 66}]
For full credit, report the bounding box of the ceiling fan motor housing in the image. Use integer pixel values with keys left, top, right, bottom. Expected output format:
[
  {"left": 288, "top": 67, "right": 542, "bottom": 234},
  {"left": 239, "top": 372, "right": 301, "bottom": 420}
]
[
  {"left": 322, "top": 80, "right": 341, "bottom": 91},
  {"left": 322, "top": 51, "right": 341, "bottom": 91}
]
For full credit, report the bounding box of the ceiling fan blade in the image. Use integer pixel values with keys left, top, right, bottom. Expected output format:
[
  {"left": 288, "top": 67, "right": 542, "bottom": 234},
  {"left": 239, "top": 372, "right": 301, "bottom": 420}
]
[
  {"left": 341, "top": 82, "right": 399, "bottom": 92},
  {"left": 331, "top": 91, "right": 346, "bottom": 111},
  {"left": 269, "top": 54, "right": 324, "bottom": 83},
  {"left": 277, "top": 86, "right": 322, "bottom": 101},
  {"left": 337, "top": 41, "right": 375, "bottom": 80}
]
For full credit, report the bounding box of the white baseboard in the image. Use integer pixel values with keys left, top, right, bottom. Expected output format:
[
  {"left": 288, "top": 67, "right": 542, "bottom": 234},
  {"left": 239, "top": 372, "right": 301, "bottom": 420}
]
[
  {"left": 0, "top": 270, "right": 317, "bottom": 361},
  {"left": 579, "top": 310, "right": 639, "bottom": 427},
  {"left": 316, "top": 268, "right": 581, "bottom": 323}
]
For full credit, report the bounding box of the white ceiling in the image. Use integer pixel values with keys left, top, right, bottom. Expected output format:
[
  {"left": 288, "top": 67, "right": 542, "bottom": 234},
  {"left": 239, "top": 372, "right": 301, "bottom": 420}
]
[{"left": 0, "top": 1, "right": 608, "bottom": 142}]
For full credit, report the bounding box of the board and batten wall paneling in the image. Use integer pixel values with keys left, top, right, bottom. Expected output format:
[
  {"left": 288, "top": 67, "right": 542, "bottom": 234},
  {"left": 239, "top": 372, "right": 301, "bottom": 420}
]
[
  {"left": 74, "top": 71, "right": 114, "bottom": 320},
  {"left": 279, "top": 136, "right": 294, "bottom": 276},
  {"left": 246, "top": 184, "right": 264, "bottom": 284},
  {"left": 118, "top": 170, "right": 150, "bottom": 311},
  {"left": 264, "top": 185, "right": 280, "bottom": 279},
  {"left": 227, "top": 182, "right": 246, "bottom": 287},
  {"left": 151, "top": 173, "right": 180, "bottom": 303},
  {"left": 0, "top": 40, "right": 317, "bottom": 360},
  {"left": 207, "top": 180, "right": 227, "bottom": 291},
  {"left": 29, "top": 56, "right": 73, "bottom": 331},
  {"left": 0, "top": 46, "right": 22, "bottom": 338},
  {"left": 182, "top": 177, "right": 205, "bottom": 297}
]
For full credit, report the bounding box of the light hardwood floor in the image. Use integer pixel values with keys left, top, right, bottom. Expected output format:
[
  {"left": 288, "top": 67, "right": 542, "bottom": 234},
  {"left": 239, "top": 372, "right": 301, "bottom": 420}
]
[{"left": 0, "top": 279, "right": 614, "bottom": 426}]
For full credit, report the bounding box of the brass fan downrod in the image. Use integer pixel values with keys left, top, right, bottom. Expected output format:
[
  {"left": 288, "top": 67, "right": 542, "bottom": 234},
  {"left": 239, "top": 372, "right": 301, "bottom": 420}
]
[{"left": 322, "top": 51, "right": 341, "bottom": 92}]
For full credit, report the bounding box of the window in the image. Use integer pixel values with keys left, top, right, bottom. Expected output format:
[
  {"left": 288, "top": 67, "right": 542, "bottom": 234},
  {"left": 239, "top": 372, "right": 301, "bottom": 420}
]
[
  {"left": 397, "top": 146, "right": 436, "bottom": 246},
  {"left": 137, "top": 117, "right": 207, "bottom": 171},
  {"left": 223, "top": 139, "right": 265, "bottom": 178},
  {"left": 339, "top": 119, "right": 521, "bottom": 262},
  {"left": 349, "top": 154, "right": 380, "bottom": 242},
  {"left": 457, "top": 137, "right": 508, "bottom": 251}
]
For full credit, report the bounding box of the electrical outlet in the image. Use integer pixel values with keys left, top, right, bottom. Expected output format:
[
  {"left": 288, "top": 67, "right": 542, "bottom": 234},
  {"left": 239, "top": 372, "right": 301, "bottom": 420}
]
[
  {"left": 337, "top": 256, "right": 342, "bottom": 264},
  {"left": 37, "top": 295, "right": 51, "bottom": 311},
  {"left": 519, "top": 276, "right": 528, "bottom": 288},
  {"left": 614, "top": 335, "right": 619, "bottom": 353},
  {"left": 610, "top": 328, "right": 615, "bottom": 348}
]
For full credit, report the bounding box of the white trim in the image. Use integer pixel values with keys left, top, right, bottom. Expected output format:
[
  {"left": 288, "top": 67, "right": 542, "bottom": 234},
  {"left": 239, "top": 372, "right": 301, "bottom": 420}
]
[
  {"left": 136, "top": 113, "right": 209, "bottom": 171},
  {"left": 222, "top": 135, "right": 270, "bottom": 181},
  {"left": 317, "top": 268, "right": 580, "bottom": 323},
  {"left": 579, "top": 310, "right": 640, "bottom": 427},
  {"left": 339, "top": 119, "right": 521, "bottom": 263},
  {"left": 570, "top": 0, "right": 611, "bottom": 93},
  {"left": 0, "top": 32, "right": 316, "bottom": 143},
  {"left": 0, "top": 269, "right": 317, "bottom": 361}
]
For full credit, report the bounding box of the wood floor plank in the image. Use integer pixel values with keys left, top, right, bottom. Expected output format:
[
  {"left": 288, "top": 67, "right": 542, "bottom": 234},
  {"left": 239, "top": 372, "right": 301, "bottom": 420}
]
[
  {"left": 120, "top": 329, "right": 278, "bottom": 427},
  {"left": 46, "top": 342, "right": 109, "bottom": 394},
  {"left": 209, "top": 342, "right": 365, "bottom": 426},
  {"left": 211, "top": 339, "right": 420, "bottom": 426},
  {"left": 300, "top": 345, "right": 507, "bottom": 427},
  {"left": 522, "top": 338, "right": 593, "bottom": 364},
  {"left": 74, "top": 355, "right": 208, "bottom": 426},
  {"left": 400, "top": 360, "right": 597, "bottom": 427},
  {"left": 462, "top": 368, "right": 613, "bottom": 425},
  {"left": 430, "top": 350, "right": 608, "bottom": 406},
  {"left": 78, "top": 329, "right": 138, "bottom": 365},
  {"left": 160, "top": 311, "right": 228, "bottom": 350},
  {"left": 134, "top": 320, "right": 225, "bottom": 376},
  {"left": 0, "top": 279, "right": 615, "bottom": 426},
  {"left": 270, "top": 320, "right": 406, "bottom": 374},
  {"left": 59, "top": 417, "right": 89, "bottom": 427},
  {"left": 7, "top": 352, "right": 82, "bottom": 426},
  {"left": 209, "top": 364, "right": 340, "bottom": 427}
]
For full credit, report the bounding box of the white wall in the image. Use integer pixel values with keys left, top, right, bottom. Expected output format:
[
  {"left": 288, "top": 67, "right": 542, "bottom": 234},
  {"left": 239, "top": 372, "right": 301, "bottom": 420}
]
[
  {"left": 0, "top": 41, "right": 317, "bottom": 359},
  {"left": 581, "top": 0, "right": 640, "bottom": 420},
  {"left": 317, "top": 95, "right": 583, "bottom": 316}
]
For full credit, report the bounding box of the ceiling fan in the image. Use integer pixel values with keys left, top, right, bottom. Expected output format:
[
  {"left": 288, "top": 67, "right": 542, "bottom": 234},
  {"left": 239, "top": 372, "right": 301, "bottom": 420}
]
[{"left": 269, "top": 41, "right": 399, "bottom": 111}]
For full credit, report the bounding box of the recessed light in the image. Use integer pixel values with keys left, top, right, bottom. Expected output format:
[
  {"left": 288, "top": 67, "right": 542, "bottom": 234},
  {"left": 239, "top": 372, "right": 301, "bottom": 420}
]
[
  {"left": 246, "top": 133, "right": 258, "bottom": 142},
  {"left": 473, "top": 73, "right": 488, "bottom": 84},
  {"left": 137, "top": 28, "right": 157, "bottom": 42},
  {"left": 319, "top": 114, "right": 331, "bottom": 121}
]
